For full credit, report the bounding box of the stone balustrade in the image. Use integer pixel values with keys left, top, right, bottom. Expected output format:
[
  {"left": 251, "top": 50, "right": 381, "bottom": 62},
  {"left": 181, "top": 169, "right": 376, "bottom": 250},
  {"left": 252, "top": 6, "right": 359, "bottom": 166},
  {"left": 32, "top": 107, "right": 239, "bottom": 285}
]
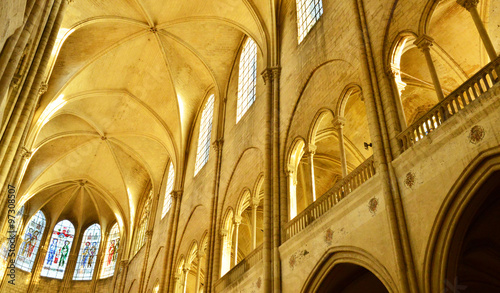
[
  {"left": 398, "top": 56, "right": 500, "bottom": 152},
  {"left": 214, "top": 244, "right": 263, "bottom": 292},
  {"left": 284, "top": 156, "right": 375, "bottom": 241}
]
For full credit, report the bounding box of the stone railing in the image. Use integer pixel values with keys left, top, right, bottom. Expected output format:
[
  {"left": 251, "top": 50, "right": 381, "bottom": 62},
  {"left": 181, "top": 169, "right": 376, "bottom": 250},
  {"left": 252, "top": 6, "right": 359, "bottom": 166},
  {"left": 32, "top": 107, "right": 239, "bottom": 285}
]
[
  {"left": 214, "top": 244, "right": 263, "bottom": 292},
  {"left": 398, "top": 57, "right": 500, "bottom": 152},
  {"left": 284, "top": 156, "right": 375, "bottom": 241}
]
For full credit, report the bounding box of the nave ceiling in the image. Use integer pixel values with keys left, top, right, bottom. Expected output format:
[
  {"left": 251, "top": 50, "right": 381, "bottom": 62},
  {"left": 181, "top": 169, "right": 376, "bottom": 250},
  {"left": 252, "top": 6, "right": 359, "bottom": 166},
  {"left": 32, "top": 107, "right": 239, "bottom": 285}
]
[{"left": 18, "top": 0, "right": 273, "bottom": 243}]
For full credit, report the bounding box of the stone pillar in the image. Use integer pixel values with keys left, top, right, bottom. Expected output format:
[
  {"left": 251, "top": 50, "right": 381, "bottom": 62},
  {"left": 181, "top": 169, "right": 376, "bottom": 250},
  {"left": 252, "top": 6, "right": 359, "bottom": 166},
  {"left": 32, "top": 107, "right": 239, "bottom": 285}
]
[
  {"left": 219, "top": 229, "right": 229, "bottom": 275},
  {"left": 305, "top": 144, "right": 317, "bottom": 201},
  {"left": 182, "top": 265, "right": 190, "bottom": 293},
  {"left": 195, "top": 251, "right": 205, "bottom": 293},
  {"left": 251, "top": 197, "right": 259, "bottom": 249},
  {"left": 457, "top": 0, "right": 497, "bottom": 61},
  {"left": 117, "top": 260, "right": 129, "bottom": 293},
  {"left": 286, "top": 165, "right": 297, "bottom": 219},
  {"left": 173, "top": 273, "right": 181, "bottom": 293},
  {"left": 232, "top": 215, "right": 241, "bottom": 266},
  {"left": 387, "top": 68, "right": 408, "bottom": 130},
  {"left": 139, "top": 229, "right": 154, "bottom": 292},
  {"left": 333, "top": 117, "right": 348, "bottom": 178},
  {"left": 414, "top": 35, "right": 445, "bottom": 101}
]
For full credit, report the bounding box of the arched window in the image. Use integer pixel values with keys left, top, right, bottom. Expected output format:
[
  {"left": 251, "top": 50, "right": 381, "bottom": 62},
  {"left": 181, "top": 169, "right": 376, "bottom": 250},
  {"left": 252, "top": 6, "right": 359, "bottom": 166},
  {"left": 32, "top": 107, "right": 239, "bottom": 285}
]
[
  {"left": 162, "top": 162, "right": 175, "bottom": 219},
  {"left": 237, "top": 38, "right": 257, "bottom": 122},
  {"left": 15, "top": 210, "right": 45, "bottom": 272},
  {"left": 73, "top": 224, "right": 101, "bottom": 280},
  {"left": 296, "top": 0, "right": 323, "bottom": 43},
  {"left": 40, "top": 220, "right": 75, "bottom": 279},
  {"left": 134, "top": 190, "right": 152, "bottom": 254},
  {"left": 100, "top": 223, "right": 120, "bottom": 278},
  {"left": 194, "top": 94, "right": 215, "bottom": 175},
  {"left": 1, "top": 206, "right": 24, "bottom": 261}
]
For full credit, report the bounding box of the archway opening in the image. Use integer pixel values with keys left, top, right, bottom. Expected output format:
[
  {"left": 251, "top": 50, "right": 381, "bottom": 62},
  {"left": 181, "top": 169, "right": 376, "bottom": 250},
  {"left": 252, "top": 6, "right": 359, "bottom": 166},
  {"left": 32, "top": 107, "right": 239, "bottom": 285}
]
[
  {"left": 316, "top": 263, "right": 389, "bottom": 293},
  {"left": 446, "top": 171, "right": 500, "bottom": 292}
]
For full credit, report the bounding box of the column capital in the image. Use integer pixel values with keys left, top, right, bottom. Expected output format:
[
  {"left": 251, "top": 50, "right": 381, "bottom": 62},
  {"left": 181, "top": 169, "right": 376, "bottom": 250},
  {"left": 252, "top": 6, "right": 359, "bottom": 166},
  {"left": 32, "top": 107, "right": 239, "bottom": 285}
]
[
  {"left": 212, "top": 138, "right": 224, "bottom": 151},
  {"left": 197, "top": 250, "right": 206, "bottom": 259},
  {"left": 332, "top": 117, "right": 346, "bottom": 129},
  {"left": 234, "top": 215, "right": 242, "bottom": 224},
  {"left": 271, "top": 67, "right": 281, "bottom": 80},
  {"left": 145, "top": 229, "right": 154, "bottom": 238},
  {"left": 457, "top": 0, "right": 479, "bottom": 10},
  {"left": 261, "top": 68, "right": 272, "bottom": 84},
  {"left": 220, "top": 229, "right": 228, "bottom": 237},
  {"left": 183, "top": 265, "right": 191, "bottom": 272},
  {"left": 38, "top": 82, "right": 48, "bottom": 96},
  {"left": 251, "top": 196, "right": 260, "bottom": 207},
  {"left": 414, "top": 35, "right": 434, "bottom": 51},
  {"left": 171, "top": 190, "right": 183, "bottom": 200},
  {"left": 305, "top": 144, "right": 317, "bottom": 155}
]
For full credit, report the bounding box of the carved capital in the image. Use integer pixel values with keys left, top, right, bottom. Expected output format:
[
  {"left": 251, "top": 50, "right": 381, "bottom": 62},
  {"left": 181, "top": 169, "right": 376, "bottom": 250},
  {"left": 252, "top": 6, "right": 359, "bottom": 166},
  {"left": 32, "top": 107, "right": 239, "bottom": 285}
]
[
  {"left": 220, "top": 229, "right": 228, "bottom": 237},
  {"left": 234, "top": 215, "right": 242, "bottom": 224},
  {"left": 251, "top": 196, "right": 260, "bottom": 207},
  {"left": 332, "top": 117, "right": 346, "bottom": 130},
  {"left": 197, "top": 250, "right": 206, "bottom": 259},
  {"left": 457, "top": 0, "right": 479, "bottom": 10},
  {"left": 305, "top": 144, "right": 317, "bottom": 155},
  {"left": 120, "top": 260, "right": 129, "bottom": 268},
  {"left": 171, "top": 190, "right": 183, "bottom": 200},
  {"left": 271, "top": 67, "right": 281, "bottom": 80},
  {"left": 38, "top": 82, "right": 48, "bottom": 96},
  {"left": 20, "top": 146, "right": 31, "bottom": 159},
  {"left": 145, "top": 229, "right": 154, "bottom": 238},
  {"left": 414, "top": 35, "right": 434, "bottom": 51},
  {"left": 212, "top": 138, "right": 224, "bottom": 152},
  {"left": 261, "top": 68, "right": 272, "bottom": 84}
]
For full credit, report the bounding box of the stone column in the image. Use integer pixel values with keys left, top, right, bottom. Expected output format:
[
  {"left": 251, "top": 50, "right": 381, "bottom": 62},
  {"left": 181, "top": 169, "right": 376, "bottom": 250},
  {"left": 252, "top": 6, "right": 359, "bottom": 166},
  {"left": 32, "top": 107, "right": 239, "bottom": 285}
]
[
  {"left": 305, "top": 144, "right": 317, "bottom": 201},
  {"left": 414, "top": 35, "right": 445, "bottom": 101},
  {"left": 286, "top": 165, "right": 297, "bottom": 219},
  {"left": 457, "top": 0, "right": 497, "bottom": 61},
  {"left": 251, "top": 197, "right": 259, "bottom": 249},
  {"left": 173, "top": 273, "right": 181, "bottom": 293},
  {"left": 333, "top": 117, "right": 348, "bottom": 178},
  {"left": 182, "top": 265, "right": 190, "bottom": 293},
  {"left": 195, "top": 251, "right": 205, "bottom": 293},
  {"left": 387, "top": 68, "right": 408, "bottom": 130},
  {"left": 139, "top": 229, "right": 154, "bottom": 291},
  {"left": 117, "top": 260, "right": 129, "bottom": 293},
  {"left": 219, "top": 229, "right": 229, "bottom": 275},
  {"left": 232, "top": 215, "right": 241, "bottom": 266}
]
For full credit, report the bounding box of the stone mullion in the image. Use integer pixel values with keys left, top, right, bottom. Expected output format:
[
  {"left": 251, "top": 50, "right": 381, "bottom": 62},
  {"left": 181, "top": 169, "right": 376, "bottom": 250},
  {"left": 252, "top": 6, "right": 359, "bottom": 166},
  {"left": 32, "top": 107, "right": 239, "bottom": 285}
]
[
  {"left": 61, "top": 224, "right": 82, "bottom": 293},
  {"left": 90, "top": 231, "right": 109, "bottom": 292}
]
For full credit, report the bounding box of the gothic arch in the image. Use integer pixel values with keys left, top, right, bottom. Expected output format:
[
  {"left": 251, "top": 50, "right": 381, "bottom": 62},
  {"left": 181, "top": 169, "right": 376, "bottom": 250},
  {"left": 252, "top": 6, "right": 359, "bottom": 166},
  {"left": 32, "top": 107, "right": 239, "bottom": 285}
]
[
  {"left": 301, "top": 246, "right": 397, "bottom": 293},
  {"left": 424, "top": 146, "right": 500, "bottom": 293}
]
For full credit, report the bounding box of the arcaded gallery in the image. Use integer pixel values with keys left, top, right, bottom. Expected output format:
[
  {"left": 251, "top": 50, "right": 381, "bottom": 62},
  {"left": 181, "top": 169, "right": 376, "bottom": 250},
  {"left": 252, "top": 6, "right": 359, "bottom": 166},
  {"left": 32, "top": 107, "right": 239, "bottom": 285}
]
[{"left": 0, "top": 0, "right": 499, "bottom": 292}]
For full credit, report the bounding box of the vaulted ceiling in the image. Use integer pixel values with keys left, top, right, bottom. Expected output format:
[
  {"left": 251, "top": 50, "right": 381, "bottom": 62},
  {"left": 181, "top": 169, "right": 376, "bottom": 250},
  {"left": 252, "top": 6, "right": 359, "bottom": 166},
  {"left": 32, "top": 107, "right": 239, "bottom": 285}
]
[{"left": 19, "top": 0, "right": 273, "bottom": 242}]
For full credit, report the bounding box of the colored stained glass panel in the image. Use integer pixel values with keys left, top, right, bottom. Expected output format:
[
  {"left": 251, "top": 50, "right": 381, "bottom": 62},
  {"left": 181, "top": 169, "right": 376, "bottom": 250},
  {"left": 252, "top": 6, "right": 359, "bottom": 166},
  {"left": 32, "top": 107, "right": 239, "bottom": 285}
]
[
  {"left": 15, "top": 210, "right": 45, "bottom": 272},
  {"left": 73, "top": 224, "right": 101, "bottom": 280},
  {"left": 100, "top": 223, "right": 120, "bottom": 278},
  {"left": 40, "top": 220, "right": 75, "bottom": 279}
]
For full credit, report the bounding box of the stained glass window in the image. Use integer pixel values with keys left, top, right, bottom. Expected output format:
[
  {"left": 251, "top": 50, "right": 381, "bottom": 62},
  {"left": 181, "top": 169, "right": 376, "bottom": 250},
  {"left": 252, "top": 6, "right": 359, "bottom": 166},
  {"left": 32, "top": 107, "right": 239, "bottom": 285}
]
[
  {"left": 237, "top": 38, "right": 257, "bottom": 122},
  {"left": 194, "top": 94, "right": 215, "bottom": 175},
  {"left": 15, "top": 210, "right": 45, "bottom": 272},
  {"left": 100, "top": 223, "right": 120, "bottom": 278},
  {"left": 73, "top": 224, "right": 101, "bottom": 280},
  {"left": 162, "top": 162, "right": 175, "bottom": 219},
  {"left": 296, "top": 0, "right": 323, "bottom": 43},
  {"left": 134, "top": 190, "right": 152, "bottom": 255},
  {"left": 40, "top": 220, "right": 75, "bottom": 279}
]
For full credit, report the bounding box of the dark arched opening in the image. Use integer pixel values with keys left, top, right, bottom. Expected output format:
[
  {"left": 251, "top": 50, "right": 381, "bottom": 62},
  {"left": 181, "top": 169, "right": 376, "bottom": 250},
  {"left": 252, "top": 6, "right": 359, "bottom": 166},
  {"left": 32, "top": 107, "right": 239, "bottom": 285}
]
[
  {"left": 446, "top": 171, "right": 500, "bottom": 292},
  {"left": 316, "top": 263, "right": 389, "bottom": 293}
]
